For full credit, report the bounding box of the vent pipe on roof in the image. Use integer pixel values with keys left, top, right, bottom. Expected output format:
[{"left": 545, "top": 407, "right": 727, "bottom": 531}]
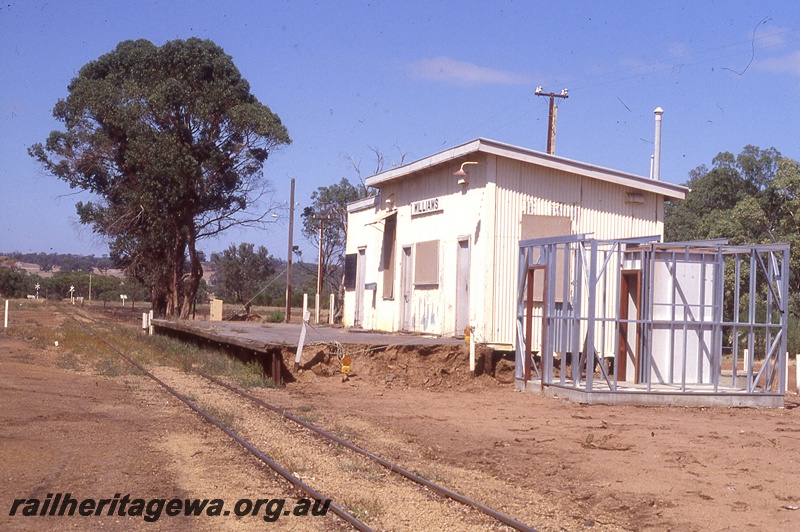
[{"left": 652, "top": 107, "right": 663, "bottom": 181}]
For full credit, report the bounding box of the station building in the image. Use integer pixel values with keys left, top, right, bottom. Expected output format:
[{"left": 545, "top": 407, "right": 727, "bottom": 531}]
[{"left": 343, "top": 138, "right": 687, "bottom": 349}]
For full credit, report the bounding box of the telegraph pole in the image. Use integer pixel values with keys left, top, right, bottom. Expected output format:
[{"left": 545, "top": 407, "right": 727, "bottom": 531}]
[
  {"left": 308, "top": 214, "right": 331, "bottom": 324},
  {"left": 284, "top": 178, "right": 295, "bottom": 323},
  {"left": 535, "top": 87, "right": 568, "bottom": 154},
  {"left": 315, "top": 217, "right": 326, "bottom": 324}
]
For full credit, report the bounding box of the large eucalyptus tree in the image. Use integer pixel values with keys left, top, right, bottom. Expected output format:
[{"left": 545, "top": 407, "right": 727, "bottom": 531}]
[{"left": 29, "top": 38, "right": 290, "bottom": 317}]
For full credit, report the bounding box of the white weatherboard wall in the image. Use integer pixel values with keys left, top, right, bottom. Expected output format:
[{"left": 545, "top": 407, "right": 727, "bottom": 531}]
[
  {"left": 649, "top": 254, "right": 716, "bottom": 384},
  {"left": 344, "top": 139, "right": 684, "bottom": 347},
  {"left": 346, "top": 155, "right": 492, "bottom": 338}
]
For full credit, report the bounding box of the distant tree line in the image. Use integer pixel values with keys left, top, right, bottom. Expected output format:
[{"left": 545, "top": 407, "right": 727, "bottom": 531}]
[
  {"left": 208, "top": 242, "right": 339, "bottom": 310},
  {"left": 1, "top": 252, "right": 115, "bottom": 273},
  {"left": 0, "top": 261, "right": 144, "bottom": 303},
  {"left": 665, "top": 145, "right": 800, "bottom": 352}
]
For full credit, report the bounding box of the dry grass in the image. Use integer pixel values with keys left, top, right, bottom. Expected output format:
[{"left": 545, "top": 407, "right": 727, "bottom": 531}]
[
  {"left": 346, "top": 497, "right": 384, "bottom": 521},
  {"left": 5, "top": 302, "right": 279, "bottom": 388}
]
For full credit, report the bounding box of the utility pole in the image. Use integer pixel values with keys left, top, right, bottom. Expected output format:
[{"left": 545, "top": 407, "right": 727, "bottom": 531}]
[
  {"left": 315, "top": 217, "right": 326, "bottom": 324},
  {"left": 535, "top": 87, "right": 568, "bottom": 154},
  {"left": 309, "top": 214, "right": 330, "bottom": 324},
  {"left": 284, "top": 178, "right": 295, "bottom": 323}
]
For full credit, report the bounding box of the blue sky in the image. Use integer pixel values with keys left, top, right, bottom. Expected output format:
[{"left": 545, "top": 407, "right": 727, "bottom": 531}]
[{"left": 2, "top": 1, "right": 799, "bottom": 261}]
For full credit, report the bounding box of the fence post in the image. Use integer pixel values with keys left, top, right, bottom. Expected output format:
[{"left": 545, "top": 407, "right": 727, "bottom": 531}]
[
  {"left": 743, "top": 348, "right": 750, "bottom": 376},
  {"left": 469, "top": 326, "right": 476, "bottom": 376},
  {"left": 294, "top": 311, "right": 311, "bottom": 372},
  {"left": 785, "top": 351, "right": 790, "bottom": 394},
  {"left": 796, "top": 354, "right": 799, "bottom": 394},
  {"left": 329, "top": 294, "right": 335, "bottom": 325}
]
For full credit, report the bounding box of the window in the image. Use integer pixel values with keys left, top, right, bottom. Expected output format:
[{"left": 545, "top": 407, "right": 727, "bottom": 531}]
[
  {"left": 381, "top": 214, "right": 397, "bottom": 299},
  {"left": 343, "top": 253, "right": 357, "bottom": 290},
  {"left": 414, "top": 240, "right": 439, "bottom": 285}
]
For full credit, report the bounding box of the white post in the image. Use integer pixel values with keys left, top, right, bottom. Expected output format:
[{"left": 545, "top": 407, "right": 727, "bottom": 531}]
[
  {"left": 315, "top": 293, "right": 320, "bottom": 324},
  {"left": 294, "top": 311, "right": 311, "bottom": 371},
  {"left": 469, "top": 326, "right": 476, "bottom": 375},
  {"left": 142, "top": 313, "right": 148, "bottom": 333},
  {"left": 149, "top": 310, "right": 154, "bottom": 335},
  {"left": 329, "top": 293, "right": 335, "bottom": 325},
  {"left": 785, "top": 351, "right": 790, "bottom": 394},
  {"left": 796, "top": 354, "right": 799, "bottom": 394},
  {"left": 302, "top": 293, "right": 308, "bottom": 320},
  {"left": 744, "top": 348, "right": 750, "bottom": 375},
  {"left": 4, "top": 300, "right": 8, "bottom": 330}
]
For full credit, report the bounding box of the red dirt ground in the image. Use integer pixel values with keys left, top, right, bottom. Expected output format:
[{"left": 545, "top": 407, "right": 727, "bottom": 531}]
[{"left": 2, "top": 304, "right": 800, "bottom": 530}]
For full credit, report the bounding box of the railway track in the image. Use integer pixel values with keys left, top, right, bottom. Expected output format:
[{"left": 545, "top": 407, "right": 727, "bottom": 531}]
[{"left": 68, "top": 310, "right": 538, "bottom": 531}]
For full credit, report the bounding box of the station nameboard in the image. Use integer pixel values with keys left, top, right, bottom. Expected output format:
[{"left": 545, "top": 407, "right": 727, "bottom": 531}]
[{"left": 411, "top": 197, "right": 442, "bottom": 216}]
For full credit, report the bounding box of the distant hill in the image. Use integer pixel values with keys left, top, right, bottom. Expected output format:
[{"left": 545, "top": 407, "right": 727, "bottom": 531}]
[
  {"left": 2, "top": 251, "right": 338, "bottom": 302},
  {"left": 0, "top": 251, "right": 332, "bottom": 288}
]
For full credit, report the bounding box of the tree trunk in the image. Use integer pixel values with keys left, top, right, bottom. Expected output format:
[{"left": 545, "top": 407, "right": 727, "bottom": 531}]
[
  {"left": 180, "top": 232, "right": 203, "bottom": 319},
  {"left": 151, "top": 286, "right": 168, "bottom": 317},
  {"left": 167, "top": 241, "right": 184, "bottom": 318}
]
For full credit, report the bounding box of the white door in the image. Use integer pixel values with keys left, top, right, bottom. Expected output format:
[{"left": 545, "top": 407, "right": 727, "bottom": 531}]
[
  {"left": 400, "top": 246, "right": 412, "bottom": 331},
  {"left": 354, "top": 247, "right": 366, "bottom": 327},
  {"left": 455, "top": 238, "right": 470, "bottom": 337}
]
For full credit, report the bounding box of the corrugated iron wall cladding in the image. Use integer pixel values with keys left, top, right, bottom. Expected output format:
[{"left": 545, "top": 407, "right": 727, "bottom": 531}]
[
  {"left": 577, "top": 177, "right": 662, "bottom": 239},
  {"left": 491, "top": 161, "right": 663, "bottom": 346}
]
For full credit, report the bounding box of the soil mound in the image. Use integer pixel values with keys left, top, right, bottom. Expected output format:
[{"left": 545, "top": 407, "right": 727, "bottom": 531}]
[{"left": 285, "top": 342, "right": 514, "bottom": 389}]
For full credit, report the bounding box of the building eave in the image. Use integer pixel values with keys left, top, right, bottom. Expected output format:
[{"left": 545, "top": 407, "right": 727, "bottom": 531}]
[
  {"left": 347, "top": 195, "right": 378, "bottom": 213},
  {"left": 365, "top": 138, "right": 687, "bottom": 200}
]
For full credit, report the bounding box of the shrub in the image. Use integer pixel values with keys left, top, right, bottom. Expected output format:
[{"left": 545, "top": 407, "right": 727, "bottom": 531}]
[{"left": 264, "top": 310, "right": 285, "bottom": 323}]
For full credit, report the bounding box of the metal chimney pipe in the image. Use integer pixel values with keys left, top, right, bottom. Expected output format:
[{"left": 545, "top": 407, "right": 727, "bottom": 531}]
[{"left": 653, "top": 107, "right": 663, "bottom": 181}]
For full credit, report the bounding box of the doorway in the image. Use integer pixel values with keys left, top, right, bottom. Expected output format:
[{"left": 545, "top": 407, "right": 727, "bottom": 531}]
[
  {"left": 400, "top": 246, "right": 412, "bottom": 331},
  {"left": 618, "top": 270, "right": 642, "bottom": 382},
  {"left": 354, "top": 247, "right": 366, "bottom": 327},
  {"left": 455, "top": 238, "right": 470, "bottom": 337},
  {"left": 523, "top": 266, "right": 548, "bottom": 382}
]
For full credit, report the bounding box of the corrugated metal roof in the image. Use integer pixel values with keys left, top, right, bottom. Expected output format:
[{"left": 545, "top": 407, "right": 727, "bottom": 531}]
[
  {"left": 347, "top": 195, "right": 377, "bottom": 213},
  {"left": 365, "top": 138, "right": 687, "bottom": 200}
]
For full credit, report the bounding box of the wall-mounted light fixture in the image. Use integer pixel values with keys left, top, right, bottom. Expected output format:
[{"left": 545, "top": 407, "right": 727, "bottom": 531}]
[
  {"left": 453, "top": 161, "right": 479, "bottom": 185},
  {"left": 384, "top": 193, "right": 396, "bottom": 210}
]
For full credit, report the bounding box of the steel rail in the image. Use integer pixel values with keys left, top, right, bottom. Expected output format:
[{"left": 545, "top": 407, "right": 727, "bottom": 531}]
[
  {"left": 71, "top": 310, "right": 538, "bottom": 531},
  {"left": 197, "top": 370, "right": 538, "bottom": 532},
  {"left": 68, "top": 316, "right": 372, "bottom": 532}
]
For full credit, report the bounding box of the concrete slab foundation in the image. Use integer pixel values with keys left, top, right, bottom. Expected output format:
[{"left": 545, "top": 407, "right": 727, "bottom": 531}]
[{"left": 515, "top": 378, "right": 784, "bottom": 408}]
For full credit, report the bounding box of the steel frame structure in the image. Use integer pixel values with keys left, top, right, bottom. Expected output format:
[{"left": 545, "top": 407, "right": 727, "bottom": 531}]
[{"left": 514, "top": 235, "right": 790, "bottom": 405}]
